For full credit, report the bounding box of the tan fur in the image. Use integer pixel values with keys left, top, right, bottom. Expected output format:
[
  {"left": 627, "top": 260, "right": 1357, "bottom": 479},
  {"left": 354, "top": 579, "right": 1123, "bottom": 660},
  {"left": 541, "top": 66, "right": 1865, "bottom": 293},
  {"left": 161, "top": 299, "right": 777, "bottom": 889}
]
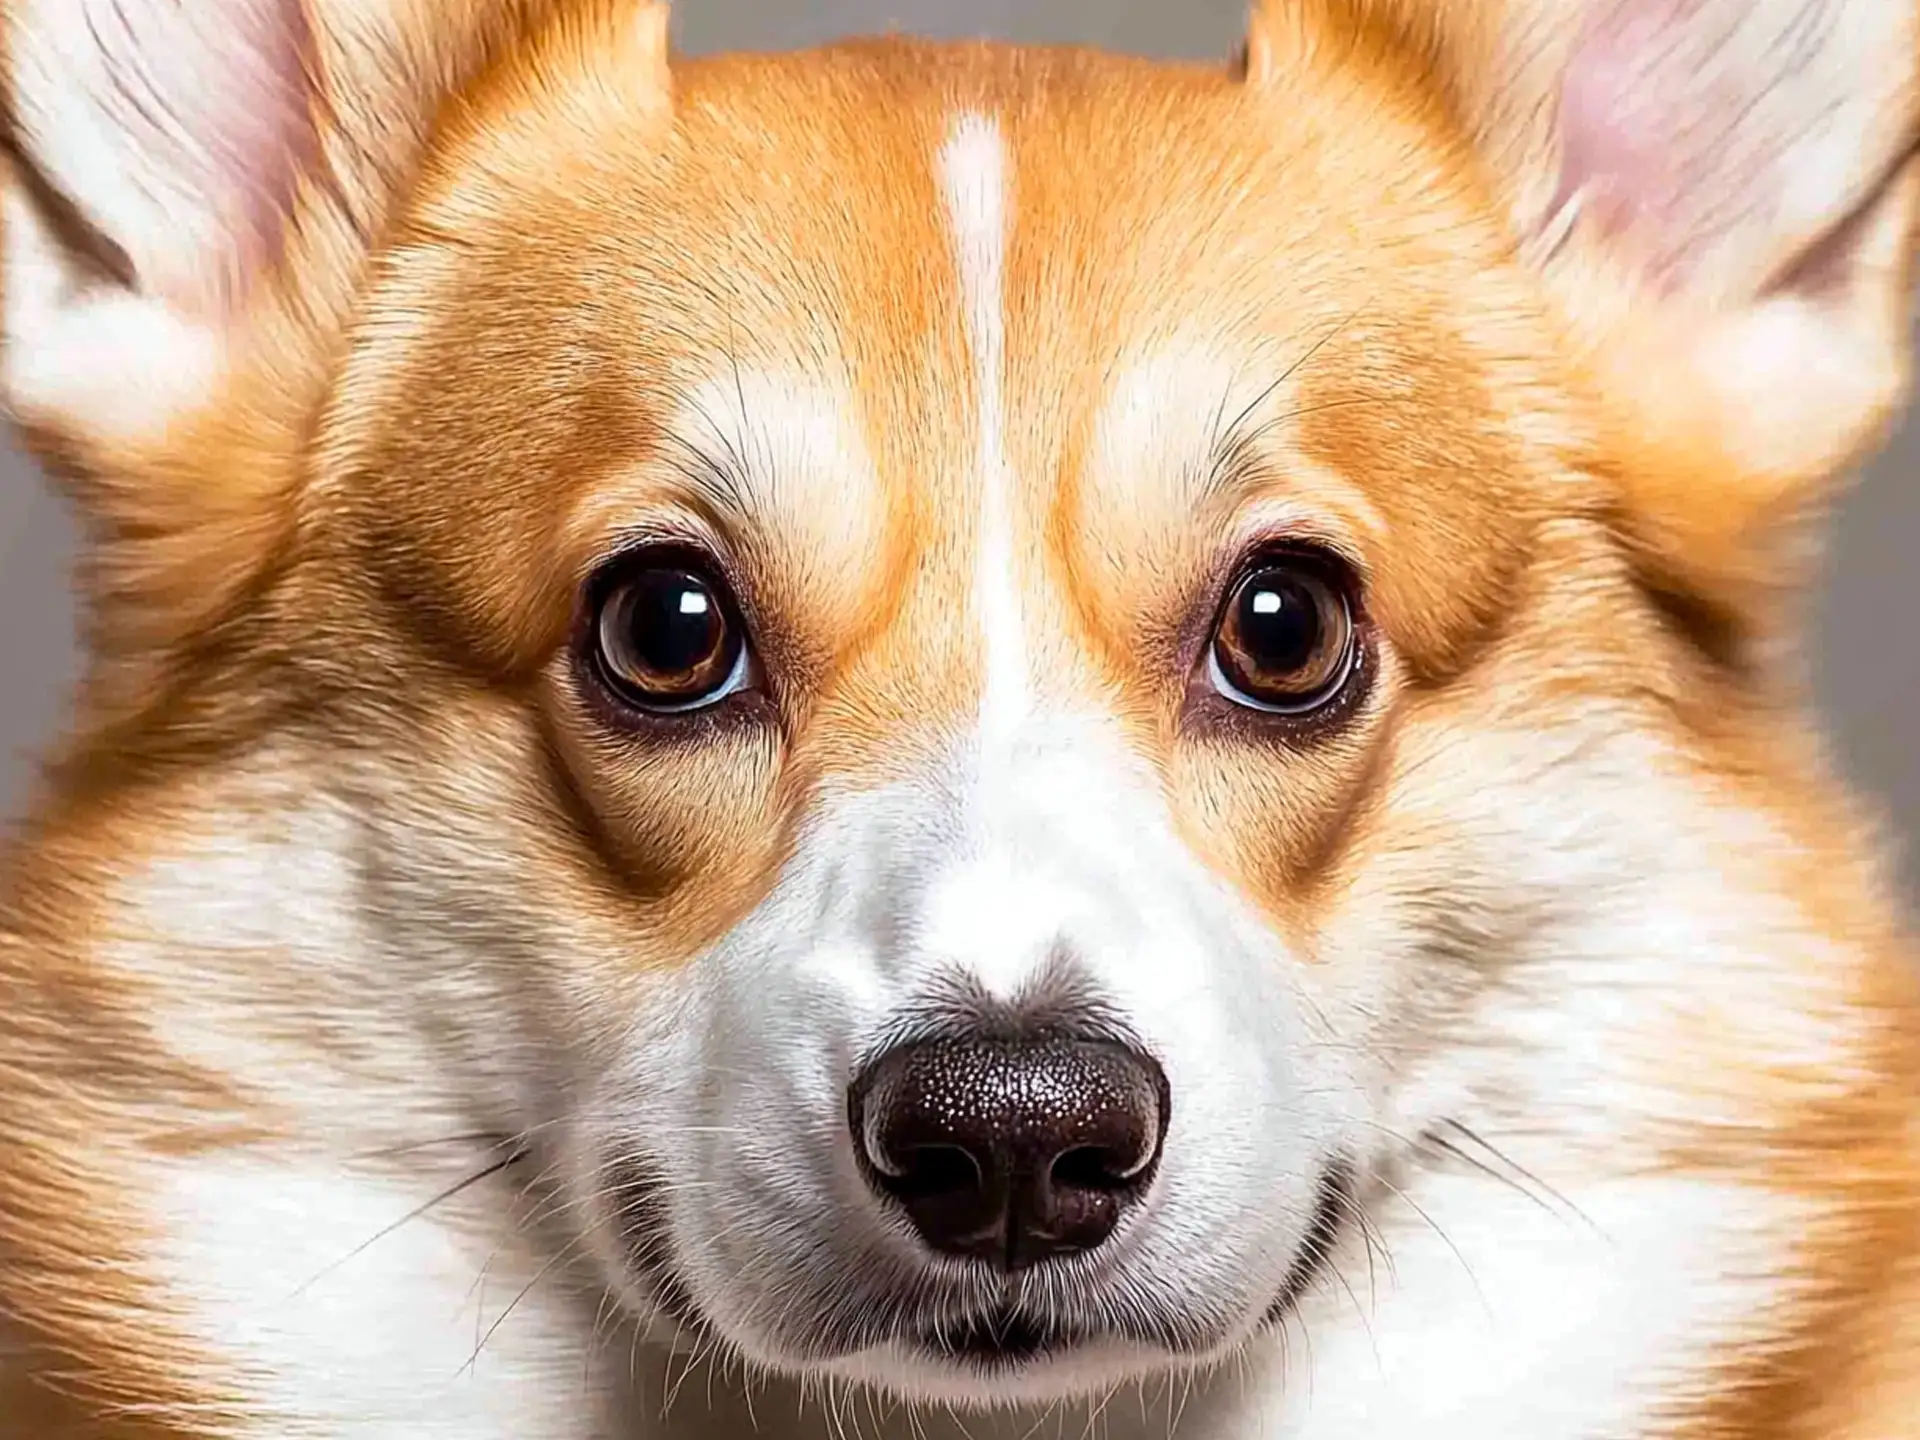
[{"left": 3, "top": 0, "right": 1918, "bottom": 1435}]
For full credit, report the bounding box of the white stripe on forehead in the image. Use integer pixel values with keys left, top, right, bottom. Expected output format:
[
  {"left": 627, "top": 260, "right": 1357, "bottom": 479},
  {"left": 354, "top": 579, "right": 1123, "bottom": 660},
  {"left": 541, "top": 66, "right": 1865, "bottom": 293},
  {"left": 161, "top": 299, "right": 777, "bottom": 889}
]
[{"left": 938, "top": 112, "right": 1032, "bottom": 742}]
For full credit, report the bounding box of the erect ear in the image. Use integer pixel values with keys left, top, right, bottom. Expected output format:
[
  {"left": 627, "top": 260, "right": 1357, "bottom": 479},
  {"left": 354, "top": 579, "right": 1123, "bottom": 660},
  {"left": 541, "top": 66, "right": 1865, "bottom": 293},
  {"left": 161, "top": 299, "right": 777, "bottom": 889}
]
[
  {"left": 1248, "top": 0, "right": 1920, "bottom": 634},
  {"left": 0, "top": 0, "right": 670, "bottom": 665}
]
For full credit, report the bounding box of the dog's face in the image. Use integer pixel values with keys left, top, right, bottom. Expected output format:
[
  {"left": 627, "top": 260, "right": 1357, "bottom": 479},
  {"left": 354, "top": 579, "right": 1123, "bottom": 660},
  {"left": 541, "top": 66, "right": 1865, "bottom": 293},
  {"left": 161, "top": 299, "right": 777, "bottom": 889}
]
[
  {"left": 6, "top": 0, "right": 1918, "bottom": 1414},
  {"left": 330, "top": 41, "right": 1602, "bottom": 1402}
]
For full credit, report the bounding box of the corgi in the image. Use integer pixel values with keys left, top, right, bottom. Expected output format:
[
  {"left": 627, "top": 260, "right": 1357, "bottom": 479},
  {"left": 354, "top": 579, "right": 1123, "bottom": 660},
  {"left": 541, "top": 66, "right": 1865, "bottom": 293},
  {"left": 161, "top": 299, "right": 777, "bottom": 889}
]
[{"left": 3, "top": 0, "right": 1919, "bottom": 1436}]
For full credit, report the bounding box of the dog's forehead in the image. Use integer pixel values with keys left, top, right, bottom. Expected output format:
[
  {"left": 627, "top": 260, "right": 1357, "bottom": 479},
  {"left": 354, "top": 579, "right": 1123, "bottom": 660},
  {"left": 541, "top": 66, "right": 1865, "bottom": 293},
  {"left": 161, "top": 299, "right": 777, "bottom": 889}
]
[
  {"left": 347, "top": 37, "right": 1561, "bottom": 696},
  {"left": 631, "top": 39, "right": 1533, "bottom": 518}
]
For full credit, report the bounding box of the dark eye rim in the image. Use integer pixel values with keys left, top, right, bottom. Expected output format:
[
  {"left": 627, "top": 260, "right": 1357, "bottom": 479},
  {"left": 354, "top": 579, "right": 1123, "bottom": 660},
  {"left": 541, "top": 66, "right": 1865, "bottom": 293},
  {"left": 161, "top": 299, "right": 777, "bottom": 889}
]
[
  {"left": 1187, "top": 542, "right": 1374, "bottom": 736},
  {"left": 572, "top": 542, "right": 767, "bottom": 729},
  {"left": 1211, "top": 556, "right": 1359, "bottom": 713}
]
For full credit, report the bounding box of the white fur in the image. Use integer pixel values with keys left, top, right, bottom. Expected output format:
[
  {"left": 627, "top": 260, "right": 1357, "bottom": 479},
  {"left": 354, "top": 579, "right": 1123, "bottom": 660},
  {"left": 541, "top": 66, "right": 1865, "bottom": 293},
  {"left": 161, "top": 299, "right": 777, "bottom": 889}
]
[
  {"left": 1088, "top": 336, "right": 1392, "bottom": 546},
  {"left": 1093, "top": 338, "right": 1246, "bottom": 514},
  {"left": 583, "top": 712, "right": 1344, "bottom": 1404},
  {"left": 0, "top": 0, "right": 299, "bottom": 435},
  {"left": 1, "top": 189, "right": 222, "bottom": 442},
  {"left": 667, "top": 368, "right": 885, "bottom": 561},
  {"left": 941, "top": 114, "right": 1034, "bottom": 740},
  {"left": 152, "top": 1157, "right": 624, "bottom": 1440},
  {"left": 6, "top": 0, "right": 240, "bottom": 284},
  {"left": 1187, "top": 1176, "right": 1803, "bottom": 1440}
]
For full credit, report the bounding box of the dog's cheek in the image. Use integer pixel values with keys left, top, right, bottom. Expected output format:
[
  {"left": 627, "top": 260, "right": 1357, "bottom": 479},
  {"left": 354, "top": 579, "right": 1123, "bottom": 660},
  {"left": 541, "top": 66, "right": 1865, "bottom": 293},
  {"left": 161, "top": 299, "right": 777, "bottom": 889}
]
[
  {"left": 344, "top": 688, "right": 777, "bottom": 1058},
  {"left": 519, "top": 668, "right": 809, "bottom": 986}
]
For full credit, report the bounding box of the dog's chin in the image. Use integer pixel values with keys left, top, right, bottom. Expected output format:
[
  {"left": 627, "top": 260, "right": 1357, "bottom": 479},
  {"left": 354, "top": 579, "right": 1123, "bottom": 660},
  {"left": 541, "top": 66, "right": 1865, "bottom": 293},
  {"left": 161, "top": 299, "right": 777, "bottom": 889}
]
[
  {"left": 824, "top": 1318, "right": 1200, "bottom": 1409},
  {"left": 625, "top": 1271, "right": 1297, "bottom": 1412},
  {"left": 622, "top": 1264, "right": 1215, "bottom": 1409},
  {"left": 824, "top": 1165, "right": 1354, "bottom": 1408}
]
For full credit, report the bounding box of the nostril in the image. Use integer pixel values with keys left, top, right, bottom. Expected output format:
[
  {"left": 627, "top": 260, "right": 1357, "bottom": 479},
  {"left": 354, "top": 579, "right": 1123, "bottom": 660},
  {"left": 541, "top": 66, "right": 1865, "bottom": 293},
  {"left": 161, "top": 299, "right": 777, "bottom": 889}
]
[
  {"left": 885, "top": 1144, "right": 983, "bottom": 1201},
  {"left": 1049, "top": 1144, "right": 1140, "bottom": 1193}
]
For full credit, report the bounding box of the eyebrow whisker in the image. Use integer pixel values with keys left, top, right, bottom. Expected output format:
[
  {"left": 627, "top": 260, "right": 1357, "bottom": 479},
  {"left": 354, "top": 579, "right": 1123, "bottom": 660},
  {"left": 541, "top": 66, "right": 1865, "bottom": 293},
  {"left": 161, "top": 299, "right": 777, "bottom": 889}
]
[{"left": 1216, "top": 306, "right": 1370, "bottom": 449}]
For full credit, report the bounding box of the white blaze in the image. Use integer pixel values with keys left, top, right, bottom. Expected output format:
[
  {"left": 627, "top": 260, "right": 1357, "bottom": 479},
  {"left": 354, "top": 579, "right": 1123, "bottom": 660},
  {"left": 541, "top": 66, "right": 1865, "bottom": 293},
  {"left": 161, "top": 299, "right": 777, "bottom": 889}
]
[{"left": 938, "top": 113, "right": 1031, "bottom": 741}]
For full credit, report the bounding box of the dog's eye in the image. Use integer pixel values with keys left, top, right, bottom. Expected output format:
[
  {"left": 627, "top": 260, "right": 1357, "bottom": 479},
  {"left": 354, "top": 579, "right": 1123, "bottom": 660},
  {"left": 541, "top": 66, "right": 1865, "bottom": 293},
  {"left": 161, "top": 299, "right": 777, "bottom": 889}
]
[
  {"left": 591, "top": 561, "right": 748, "bottom": 712},
  {"left": 1208, "top": 555, "right": 1358, "bottom": 713}
]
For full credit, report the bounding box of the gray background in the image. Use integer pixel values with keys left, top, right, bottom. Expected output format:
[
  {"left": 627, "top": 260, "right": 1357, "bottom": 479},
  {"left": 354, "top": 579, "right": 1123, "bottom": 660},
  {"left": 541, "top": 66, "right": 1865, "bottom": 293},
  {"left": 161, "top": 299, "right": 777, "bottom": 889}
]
[{"left": 2, "top": 0, "right": 1914, "bottom": 898}]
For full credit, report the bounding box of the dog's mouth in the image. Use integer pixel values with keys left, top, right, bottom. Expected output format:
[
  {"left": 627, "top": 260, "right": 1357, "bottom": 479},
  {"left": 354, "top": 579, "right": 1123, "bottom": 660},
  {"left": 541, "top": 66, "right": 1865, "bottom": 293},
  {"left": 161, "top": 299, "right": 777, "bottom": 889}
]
[
  {"left": 915, "top": 1305, "right": 1065, "bottom": 1368},
  {"left": 609, "top": 1157, "right": 1355, "bottom": 1374},
  {"left": 908, "top": 1162, "right": 1355, "bottom": 1370}
]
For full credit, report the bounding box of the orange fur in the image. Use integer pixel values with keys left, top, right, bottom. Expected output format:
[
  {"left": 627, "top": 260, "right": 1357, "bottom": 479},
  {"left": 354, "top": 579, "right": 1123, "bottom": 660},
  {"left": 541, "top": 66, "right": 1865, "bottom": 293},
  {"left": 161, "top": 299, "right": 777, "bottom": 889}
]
[{"left": 2, "top": 1, "right": 1918, "bottom": 1436}]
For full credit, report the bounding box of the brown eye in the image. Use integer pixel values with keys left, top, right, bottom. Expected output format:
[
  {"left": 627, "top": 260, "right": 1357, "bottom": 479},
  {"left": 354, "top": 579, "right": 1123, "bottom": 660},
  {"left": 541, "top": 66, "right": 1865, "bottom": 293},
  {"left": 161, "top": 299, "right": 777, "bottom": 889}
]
[
  {"left": 1209, "top": 557, "right": 1358, "bottom": 713},
  {"left": 591, "top": 562, "right": 748, "bottom": 712}
]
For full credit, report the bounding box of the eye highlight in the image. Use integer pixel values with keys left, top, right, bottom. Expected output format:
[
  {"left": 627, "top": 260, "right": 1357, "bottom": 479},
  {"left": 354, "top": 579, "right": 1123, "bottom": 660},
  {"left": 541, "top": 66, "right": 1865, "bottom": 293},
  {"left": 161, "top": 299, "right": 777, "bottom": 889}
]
[
  {"left": 1207, "top": 553, "right": 1360, "bottom": 714},
  {"left": 589, "top": 557, "right": 750, "bottom": 713}
]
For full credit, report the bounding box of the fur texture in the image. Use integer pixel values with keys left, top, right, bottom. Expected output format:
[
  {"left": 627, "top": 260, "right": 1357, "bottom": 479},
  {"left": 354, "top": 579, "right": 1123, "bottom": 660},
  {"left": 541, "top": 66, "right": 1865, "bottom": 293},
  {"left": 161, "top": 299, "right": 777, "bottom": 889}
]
[{"left": 2, "top": 2, "right": 1918, "bottom": 1437}]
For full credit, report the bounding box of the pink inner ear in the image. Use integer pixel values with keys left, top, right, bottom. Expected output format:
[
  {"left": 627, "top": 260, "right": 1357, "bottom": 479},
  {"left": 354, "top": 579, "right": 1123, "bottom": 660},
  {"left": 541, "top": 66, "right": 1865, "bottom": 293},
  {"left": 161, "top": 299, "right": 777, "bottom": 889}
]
[
  {"left": 1551, "top": 0, "right": 1768, "bottom": 291},
  {"left": 83, "top": 0, "right": 320, "bottom": 305}
]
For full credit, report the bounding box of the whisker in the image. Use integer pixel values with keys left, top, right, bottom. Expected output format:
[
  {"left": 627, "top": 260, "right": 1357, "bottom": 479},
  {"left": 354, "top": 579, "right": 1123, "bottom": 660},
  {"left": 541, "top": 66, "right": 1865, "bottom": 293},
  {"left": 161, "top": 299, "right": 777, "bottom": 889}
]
[
  {"left": 1372, "top": 1173, "right": 1490, "bottom": 1320},
  {"left": 1220, "top": 306, "right": 1368, "bottom": 450},
  {"left": 1438, "top": 1120, "right": 1602, "bottom": 1236},
  {"left": 458, "top": 1235, "right": 583, "bottom": 1375},
  {"left": 346, "top": 1130, "right": 524, "bottom": 1162},
  {"left": 292, "top": 1148, "right": 526, "bottom": 1297}
]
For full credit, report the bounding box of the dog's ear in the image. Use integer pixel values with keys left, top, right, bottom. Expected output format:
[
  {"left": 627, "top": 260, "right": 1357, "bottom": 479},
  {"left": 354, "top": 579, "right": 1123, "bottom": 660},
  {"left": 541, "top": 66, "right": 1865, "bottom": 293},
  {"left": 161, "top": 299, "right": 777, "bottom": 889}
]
[
  {"left": 1248, "top": 0, "right": 1920, "bottom": 637},
  {"left": 0, "top": 0, "right": 670, "bottom": 667}
]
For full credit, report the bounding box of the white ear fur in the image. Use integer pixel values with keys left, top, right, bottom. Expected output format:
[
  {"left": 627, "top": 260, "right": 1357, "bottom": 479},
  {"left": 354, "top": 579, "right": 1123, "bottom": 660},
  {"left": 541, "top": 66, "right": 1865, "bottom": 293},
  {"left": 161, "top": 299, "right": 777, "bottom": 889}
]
[
  {"left": 1, "top": 0, "right": 680, "bottom": 453},
  {"left": 8, "top": 0, "right": 318, "bottom": 313},
  {"left": 1531, "top": 0, "right": 1915, "bottom": 302},
  {"left": 3, "top": 0, "right": 322, "bottom": 442},
  {"left": 1247, "top": 0, "right": 1919, "bottom": 310},
  {"left": 1524, "top": 0, "right": 1920, "bottom": 510}
]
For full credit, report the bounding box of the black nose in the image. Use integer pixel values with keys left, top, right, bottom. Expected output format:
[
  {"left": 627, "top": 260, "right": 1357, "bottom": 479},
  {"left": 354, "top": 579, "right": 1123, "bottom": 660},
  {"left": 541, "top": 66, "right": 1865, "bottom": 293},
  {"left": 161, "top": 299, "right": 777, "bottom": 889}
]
[{"left": 848, "top": 1035, "right": 1169, "bottom": 1270}]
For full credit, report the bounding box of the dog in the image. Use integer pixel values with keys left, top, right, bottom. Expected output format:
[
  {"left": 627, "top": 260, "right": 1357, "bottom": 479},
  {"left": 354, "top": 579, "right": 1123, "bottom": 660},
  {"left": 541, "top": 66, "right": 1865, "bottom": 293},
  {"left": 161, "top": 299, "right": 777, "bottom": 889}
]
[{"left": 3, "top": 0, "right": 1919, "bottom": 1435}]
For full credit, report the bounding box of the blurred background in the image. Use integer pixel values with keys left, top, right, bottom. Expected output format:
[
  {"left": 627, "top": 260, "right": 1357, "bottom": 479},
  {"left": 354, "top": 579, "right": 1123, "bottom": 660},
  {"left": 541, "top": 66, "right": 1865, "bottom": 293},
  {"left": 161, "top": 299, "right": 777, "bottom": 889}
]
[{"left": 1, "top": 0, "right": 1914, "bottom": 897}]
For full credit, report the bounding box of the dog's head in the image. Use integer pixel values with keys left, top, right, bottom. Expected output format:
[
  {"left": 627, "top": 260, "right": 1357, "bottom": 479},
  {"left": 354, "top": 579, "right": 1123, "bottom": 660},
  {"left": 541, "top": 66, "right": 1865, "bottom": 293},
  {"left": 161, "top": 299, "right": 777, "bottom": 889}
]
[{"left": 6, "top": 0, "right": 1918, "bottom": 1410}]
